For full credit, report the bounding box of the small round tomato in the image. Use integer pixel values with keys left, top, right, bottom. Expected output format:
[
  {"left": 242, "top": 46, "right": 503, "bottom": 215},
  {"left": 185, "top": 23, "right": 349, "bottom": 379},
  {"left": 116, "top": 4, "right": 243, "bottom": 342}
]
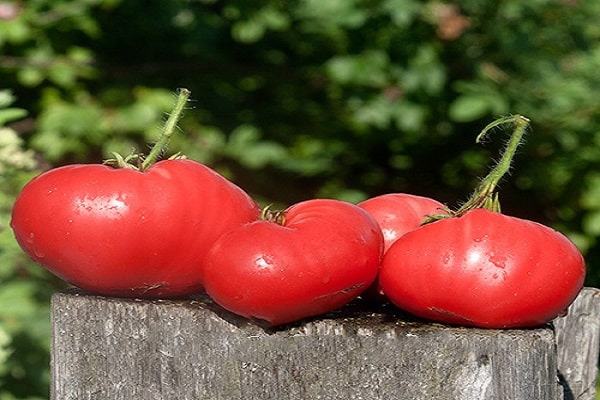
[
  {"left": 11, "top": 159, "right": 260, "bottom": 298},
  {"left": 379, "top": 208, "right": 586, "bottom": 328},
  {"left": 358, "top": 193, "right": 444, "bottom": 301},
  {"left": 359, "top": 193, "right": 445, "bottom": 252},
  {"left": 202, "top": 199, "right": 384, "bottom": 326}
]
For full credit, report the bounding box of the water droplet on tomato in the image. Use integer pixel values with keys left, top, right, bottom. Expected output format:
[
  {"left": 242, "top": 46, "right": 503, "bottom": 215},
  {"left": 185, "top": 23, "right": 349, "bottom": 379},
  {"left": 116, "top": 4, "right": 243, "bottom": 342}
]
[
  {"left": 442, "top": 254, "right": 452, "bottom": 264},
  {"left": 26, "top": 232, "right": 35, "bottom": 244},
  {"left": 322, "top": 276, "right": 331, "bottom": 284},
  {"left": 254, "top": 254, "right": 274, "bottom": 271},
  {"left": 138, "top": 209, "right": 150, "bottom": 223},
  {"left": 489, "top": 254, "right": 507, "bottom": 269},
  {"left": 34, "top": 249, "right": 45, "bottom": 259}
]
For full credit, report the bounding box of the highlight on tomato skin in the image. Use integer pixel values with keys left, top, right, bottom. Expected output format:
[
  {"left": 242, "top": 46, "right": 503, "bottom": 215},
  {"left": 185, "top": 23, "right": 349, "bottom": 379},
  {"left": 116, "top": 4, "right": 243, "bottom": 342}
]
[{"left": 378, "top": 208, "right": 586, "bottom": 329}]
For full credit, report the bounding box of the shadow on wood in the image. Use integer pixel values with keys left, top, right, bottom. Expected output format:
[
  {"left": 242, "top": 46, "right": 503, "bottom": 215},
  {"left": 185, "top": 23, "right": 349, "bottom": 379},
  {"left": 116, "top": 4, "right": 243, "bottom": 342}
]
[{"left": 50, "top": 287, "right": 600, "bottom": 400}]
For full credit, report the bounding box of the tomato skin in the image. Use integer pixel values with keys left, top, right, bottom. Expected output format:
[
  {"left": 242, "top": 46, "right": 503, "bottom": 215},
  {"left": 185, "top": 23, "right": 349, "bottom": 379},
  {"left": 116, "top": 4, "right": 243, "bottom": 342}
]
[
  {"left": 11, "top": 159, "right": 260, "bottom": 298},
  {"left": 202, "top": 199, "right": 384, "bottom": 326},
  {"left": 379, "top": 208, "right": 586, "bottom": 328},
  {"left": 358, "top": 193, "right": 444, "bottom": 301},
  {"left": 358, "top": 193, "right": 445, "bottom": 252}
]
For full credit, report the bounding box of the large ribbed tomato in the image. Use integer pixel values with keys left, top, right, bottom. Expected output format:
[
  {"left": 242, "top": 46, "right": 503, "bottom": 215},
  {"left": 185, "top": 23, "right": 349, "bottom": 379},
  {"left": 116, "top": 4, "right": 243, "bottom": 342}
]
[
  {"left": 11, "top": 159, "right": 260, "bottom": 298},
  {"left": 202, "top": 199, "right": 384, "bottom": 326},
  {"left": 379, "top": 208, "right": 586, "bottom": 328}
]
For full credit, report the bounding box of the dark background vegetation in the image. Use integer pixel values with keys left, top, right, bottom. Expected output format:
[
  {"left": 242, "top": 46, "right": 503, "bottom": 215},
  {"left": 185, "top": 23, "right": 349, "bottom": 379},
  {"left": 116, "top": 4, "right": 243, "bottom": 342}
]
[{"left": 2, "top": 0, "right": 600, "bottom": 398}]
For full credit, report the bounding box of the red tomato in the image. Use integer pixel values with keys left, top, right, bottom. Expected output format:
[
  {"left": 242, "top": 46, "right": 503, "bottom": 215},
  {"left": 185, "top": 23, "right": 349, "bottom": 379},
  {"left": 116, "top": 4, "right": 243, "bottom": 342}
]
[
  {"left": 358, "top": 193, "right": 445, "bottom": 252},
  {"left": 202, "top": 199, "right": 384, "bottom": 326},
  {"left": 358, "top": 193, "right": 445, "bottom": 301},
  {"left": 11, "top": 159, "right": 260, "bottom": 298},
  {"left": 379, "top": 208, "right": 586, "bottom": 328}
]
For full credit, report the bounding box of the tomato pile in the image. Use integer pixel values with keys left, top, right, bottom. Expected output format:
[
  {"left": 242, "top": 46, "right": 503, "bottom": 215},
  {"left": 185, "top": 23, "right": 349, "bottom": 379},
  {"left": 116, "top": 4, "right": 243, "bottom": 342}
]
[{"left": 10, "top": 90, "right": 586, "bottom": 329}]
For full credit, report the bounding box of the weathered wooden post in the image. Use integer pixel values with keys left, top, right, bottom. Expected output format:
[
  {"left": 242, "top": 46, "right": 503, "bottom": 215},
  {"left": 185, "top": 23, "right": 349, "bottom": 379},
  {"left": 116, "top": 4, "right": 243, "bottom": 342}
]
[
  {"left": 50, "top": 287, "right": 600, "bottom": 400},
  {"left": 554, "top": 287, "right": 600, "bottom": 400}
]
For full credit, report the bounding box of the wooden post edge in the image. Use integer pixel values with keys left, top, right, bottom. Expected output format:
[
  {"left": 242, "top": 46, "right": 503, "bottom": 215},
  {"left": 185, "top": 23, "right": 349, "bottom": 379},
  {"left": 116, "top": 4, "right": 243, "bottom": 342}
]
[
  {"left": 49, "top": 287, "right": 600, "bottom": 400},
  {"left": 554, "top": 287, "right": 600, "bottom": 400}
]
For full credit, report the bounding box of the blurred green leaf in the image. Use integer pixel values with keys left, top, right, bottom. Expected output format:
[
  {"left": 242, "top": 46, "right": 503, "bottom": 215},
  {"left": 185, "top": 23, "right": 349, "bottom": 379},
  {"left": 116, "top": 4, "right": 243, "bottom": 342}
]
[
  {"left": 382, "top": 0, "right": 421, "bottom": 27},
  {"left": 225, "top": 125, "right": 288, "bottom": 169},
  {"left": 581, "top": 173, "right": 600, "bottom": 210},
  {"left": 0, "top": 282, "right": 39, "bottom": 326},
  {"left": 0, "top": 325, "right": 11, "bottom": 375},
  {"left": 326, "top": 51, "right": 389, "bottom": 87},
  {"left": 449, "top": 94, "right": 491, "bottom": 122},
  {"left": 0, "top": 91, "right": 17, "bottom": 108},
  {"left": 583, "top": 211, "right": 600, "bottom": 236},
  {"left": 296, "top": 0, "right": 367, "bottom": 28},
  {"left": 0, "top": 109, "right": 27, "bottom": 127}
]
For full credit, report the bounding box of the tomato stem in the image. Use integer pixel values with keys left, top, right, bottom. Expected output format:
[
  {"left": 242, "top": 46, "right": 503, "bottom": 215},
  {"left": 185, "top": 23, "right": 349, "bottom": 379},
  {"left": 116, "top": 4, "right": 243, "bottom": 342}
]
[
  {"left": 140, "top": 88, "right": 191, "bottom": 172},
  {"left": 424, "top": 114, "right": 530, "bottom": 223},
  {"left": 458, "top": 114, "right": 529, "bottom": 215}
]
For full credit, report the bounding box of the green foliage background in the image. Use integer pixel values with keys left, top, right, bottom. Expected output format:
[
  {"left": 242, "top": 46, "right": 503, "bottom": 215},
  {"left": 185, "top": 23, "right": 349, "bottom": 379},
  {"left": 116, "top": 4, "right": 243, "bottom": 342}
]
[{"left": 2, "top": 0, "right": 600, "bottom": 397}]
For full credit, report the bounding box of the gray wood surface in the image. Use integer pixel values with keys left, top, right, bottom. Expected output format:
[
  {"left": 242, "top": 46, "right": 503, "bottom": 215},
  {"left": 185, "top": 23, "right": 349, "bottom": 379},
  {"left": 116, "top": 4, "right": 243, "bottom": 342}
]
[
  {"left": 50, "top": 288, "right": 599, "bottom": 400},
  {"left": 554, "top": 287, "right": 600, "bottom": 400}
]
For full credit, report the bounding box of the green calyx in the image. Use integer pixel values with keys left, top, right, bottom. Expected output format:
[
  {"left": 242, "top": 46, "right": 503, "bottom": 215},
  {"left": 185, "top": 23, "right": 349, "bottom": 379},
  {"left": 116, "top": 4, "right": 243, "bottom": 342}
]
[
  {"left": 103, "top": 88, "right": 191, "bottom": 172},
  {"left": 424, "top": 114, "right": 531, "bottom": 223}
]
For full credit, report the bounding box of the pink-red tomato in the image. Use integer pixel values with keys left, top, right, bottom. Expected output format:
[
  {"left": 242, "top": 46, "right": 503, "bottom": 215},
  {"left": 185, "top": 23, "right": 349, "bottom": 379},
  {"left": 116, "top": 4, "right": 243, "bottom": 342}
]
[
  {"left": 11, "top": 159, "right": 260, "bottom": 298},
  {"left": 379, "top": 208, "right": 586, "bottom": 328},
  {"left": 202, "top": 198, "right": 384, "bottom": 326},
  {"left": 358, "top": 193, "right": 445, "bottom": 301},
  {"left": 358, "top": 193, "right": 445, "bottom": 253}
]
